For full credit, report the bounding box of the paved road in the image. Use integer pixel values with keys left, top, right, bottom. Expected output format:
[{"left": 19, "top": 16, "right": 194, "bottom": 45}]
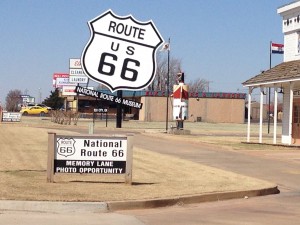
[
  {"left": 119, "top": 134, "right": 300, "bottom": 225},
  {"left": 134, "top": 134, "right": 300, "bottom": 192},
  {"left": 1, "top": 128, "right": 300, "bottom": 224}
]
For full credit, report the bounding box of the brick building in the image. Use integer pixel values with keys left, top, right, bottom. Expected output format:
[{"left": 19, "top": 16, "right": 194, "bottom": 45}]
[{"left": 69, "top": 90, "right": 246, "bottom": 124}]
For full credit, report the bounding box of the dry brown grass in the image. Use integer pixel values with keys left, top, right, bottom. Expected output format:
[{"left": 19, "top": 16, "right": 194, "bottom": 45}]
[{"left": 0, "top": 118, "right": 275, "bottom": 202}]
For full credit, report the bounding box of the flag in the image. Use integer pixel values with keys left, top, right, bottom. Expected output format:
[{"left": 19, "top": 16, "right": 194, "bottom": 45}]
[
  {"left": 160, "top": 42, "right": 170, "bottom": 51},
  {"left": 271, "top": 42, "right": 284, "bottom": 54}
]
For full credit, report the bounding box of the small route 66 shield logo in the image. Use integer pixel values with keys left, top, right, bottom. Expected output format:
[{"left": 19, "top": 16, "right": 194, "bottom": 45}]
[{"left": 56, "top": 138, "right": 76, "bottom": 157}]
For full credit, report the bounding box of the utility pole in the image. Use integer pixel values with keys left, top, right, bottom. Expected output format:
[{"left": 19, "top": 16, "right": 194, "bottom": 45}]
[{"left": 165, "top": 38, "right": 170, "bottom": 132}]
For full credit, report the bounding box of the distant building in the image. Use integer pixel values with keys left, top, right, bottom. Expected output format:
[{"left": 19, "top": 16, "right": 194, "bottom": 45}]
[{"left": 65, "top": 90, "right": 246, "bottom": 124}]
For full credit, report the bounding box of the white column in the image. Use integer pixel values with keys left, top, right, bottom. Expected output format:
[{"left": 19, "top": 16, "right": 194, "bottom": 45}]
[
  {"left": 259, "top": 87, "right": 264, "bottom": 143},
  {"left": 289, "top": 82, "right": 294, "bottom": 145},
  {"left": 247, "top": 88, "right": 252, "bottom": 142},
  {"left": 273, "top": 88, "right": 278, "bottom": 144}
]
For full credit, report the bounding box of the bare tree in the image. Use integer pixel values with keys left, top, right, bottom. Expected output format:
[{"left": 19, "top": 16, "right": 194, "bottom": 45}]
[
  {"left": 5, "top": 89, "right": 22, "bottom": 111},
  {"left": 148, "top": 53, "right": 182, "bottom": 92},
  {"left": 188, "top": 78, "right": 210, "bottom": 92},
  {"left": 96, "top": 83, "right": 110, "bottom": 91}
]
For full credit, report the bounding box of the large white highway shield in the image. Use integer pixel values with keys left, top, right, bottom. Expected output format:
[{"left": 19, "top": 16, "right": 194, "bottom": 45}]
[{"left": 81, "top": 10, "right": 164, "bottom": 92}]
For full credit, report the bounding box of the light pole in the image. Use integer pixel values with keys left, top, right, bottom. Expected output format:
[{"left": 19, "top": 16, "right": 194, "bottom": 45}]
[
  {"left": 207, "top": 80, "right": 213, "bottom": 92},
  {"left": 38, "top": 88, "right": 42, "bottom": 103},
  {"left": 165, "top": 38, "right": 170, "bottom": 132}
]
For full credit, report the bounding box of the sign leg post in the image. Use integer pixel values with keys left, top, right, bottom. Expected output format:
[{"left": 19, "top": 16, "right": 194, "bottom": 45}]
[
  {"left": 47, "top": 132, "right": 55, "bottom": 183},
  {"left": 125, "top": 135, "right": 133, "bottom": 185}
]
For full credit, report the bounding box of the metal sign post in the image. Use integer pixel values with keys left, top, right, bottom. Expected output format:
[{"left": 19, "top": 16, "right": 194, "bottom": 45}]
[{"left": 116, "top": 90, "right": 123, "bottom": 128}]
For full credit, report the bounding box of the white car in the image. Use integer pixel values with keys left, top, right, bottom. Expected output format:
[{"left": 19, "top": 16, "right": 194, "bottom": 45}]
[{"left": 36, "top": 104, "right": 52, "bottom": 110}]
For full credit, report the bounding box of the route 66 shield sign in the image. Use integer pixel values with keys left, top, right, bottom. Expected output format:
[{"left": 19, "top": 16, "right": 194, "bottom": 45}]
[
  {"left": 56, "top": 138, "right": 76, "bottom": 157},
  {"left": 81, "top": 10, "right": 164, "bottom": 92}
]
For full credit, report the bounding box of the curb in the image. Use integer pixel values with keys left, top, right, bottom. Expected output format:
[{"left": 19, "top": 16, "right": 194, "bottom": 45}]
[
  {"left": 0, "top": 200, "right": 108, "bottom": 213},
  {"left": 0, "top": 186, "right": 279, "bottom": 213},
  {"left": 107, "top": 186, "right": 280, "bottom": 211}
]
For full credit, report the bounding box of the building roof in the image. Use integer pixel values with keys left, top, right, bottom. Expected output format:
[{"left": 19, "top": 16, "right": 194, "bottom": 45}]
[
  {"left": 278, "top": 0, "right": 300, "bottom": 14},
  {"left": 94, "top": 89, "right": 246, "bottom": 99},
  {"left": 242, "top": 60, "right": 300, "bottom": 87}
]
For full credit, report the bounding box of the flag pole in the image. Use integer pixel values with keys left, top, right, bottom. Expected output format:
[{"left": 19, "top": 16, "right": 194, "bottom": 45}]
[
  {"left": 268, "top": 41, "right": 272, "bottom": 134},
  {"left": 165, "top": 38, "right": 170, "bottom": 133}
]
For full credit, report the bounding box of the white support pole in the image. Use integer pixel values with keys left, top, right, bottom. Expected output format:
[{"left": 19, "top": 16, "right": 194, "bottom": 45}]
[
  {"left": 289, "top": 82, "right": 294, "bottom": 145},
  {"left": 247, "top": 88, "right": 252, "bottom": 142},
  {"left": 259, "top": 87, "right": 264, "bottom": 143},
  {"left": 273, "top": 88, "right": 278, "bottom": 144}
]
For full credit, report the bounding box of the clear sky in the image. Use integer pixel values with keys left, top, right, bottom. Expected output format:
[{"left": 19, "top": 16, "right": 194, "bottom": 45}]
[{"left": 0, "top": 0, "right": 290, "bottom": 107}]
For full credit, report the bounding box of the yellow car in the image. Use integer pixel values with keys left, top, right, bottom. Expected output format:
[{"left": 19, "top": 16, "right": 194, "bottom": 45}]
[{"left": 20, "top": 106, "right": 49, "bottom": 116}]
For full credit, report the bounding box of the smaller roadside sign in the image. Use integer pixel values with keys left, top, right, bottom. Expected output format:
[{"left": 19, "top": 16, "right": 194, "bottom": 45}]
[
  {"left": 53, "top": 73, "right": 69, "bottom": 87},
  {"left": 1, "top": 112, "right": 21, "bottom": 122},
  {"left": 69, "top": 58, "right": 81, "bottom": 69},
  {"left": 62, "top": 86, "right": 77, "bottom": 96},
  {"left": 22, "top": 97, "right": 35, "bottom": 104},
  {"left": 53, "top": 73, "right": 69, "bottom": 79},
  {"left": 69, "top": 59, "right": 88, "bottom": 84},
  {"left": 75, "top": 86, "right": 143, "bottom": 109},
  {"left": 94, "top": 108, "right": 108, "bottom": 113},
  {"left": 62, "top": 86, "right": 94, "bottom": 96},
  {"left": 69, "top": 75, "right": 88, "bottom": 84},
  {"left": 55, "top": 77, "right": 73, "bottom": 88},
  {"left": 69, "top": 69, "right": 85, "bottom": 76}
]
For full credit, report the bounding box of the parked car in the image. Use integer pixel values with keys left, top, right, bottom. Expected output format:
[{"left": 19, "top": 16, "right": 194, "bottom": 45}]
[
  {"left": 20, "top": 106, "right": 49, "bottom": 116},
  {"left": 36, "top": 104, "right": 52, "bottom": 110},
  {"left": 20, "top": 103, "right": 35, "bottom": 110},
  {"left": 21, "top": 103, "right": 52, "bottom": 110}
]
